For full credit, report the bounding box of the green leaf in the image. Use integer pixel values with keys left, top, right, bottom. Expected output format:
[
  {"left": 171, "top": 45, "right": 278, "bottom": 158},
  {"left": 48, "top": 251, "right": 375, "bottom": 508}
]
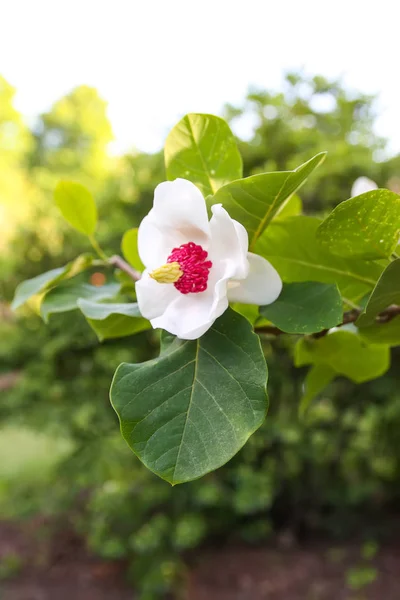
[
  {"left": 54, "top": 181, "right": 98, "bottom": 235},
  {"left": 78, "top": 300, "right": 150, "bottom": 341},
  {"left": 255, "top": 216, "right": 385, "bottom": 301},
  {"left": 299, "top": 364, "right": 336, "bottom": 417},
  {"left": 356, "top": 259, "right": 400, "bottom": 327},
  {"left": 110, "top": 308, "right": 268, "bottom": 484},
  {"left": 317, "top": 189, "right": 400, "bottom": 260},
  {"left": 41, "top": 281, "right": 120, "bottom": 323},
  {"left": 274, "top": 194, "right": 302, "bottom": 220},
  {"left": 211, "top": 153, "right": 325, "bottom": 249},
  {"left": 359, "top": 316, "right": 400, "bottom": 346},
  {"left": 295, "top": 331, "right": 390, "bottom": 384},
  {"left": 121, "top": 228, "right": 144, "bottom": 272},
  {"left": 260, "top": 282, "right": 342, "bottom": 334},
  {"left": 232, "top": 303, "right": 260, "bottom": 325},
  {"left": 11, "top": 254, "right": 93, "bottom": 310},
  {"left": 164, "top": 113, "right": 242, "bottom": 197}
]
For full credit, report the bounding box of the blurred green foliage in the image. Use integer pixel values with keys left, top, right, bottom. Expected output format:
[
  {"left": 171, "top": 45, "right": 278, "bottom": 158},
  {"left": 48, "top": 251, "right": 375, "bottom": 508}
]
[{"left": 2, "top": 72, "right": 400, "bottom": 599}]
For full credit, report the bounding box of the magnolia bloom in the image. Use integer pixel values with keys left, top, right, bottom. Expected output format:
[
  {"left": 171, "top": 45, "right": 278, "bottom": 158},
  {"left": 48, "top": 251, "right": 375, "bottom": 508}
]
[
  {"left": 351, "top": 176, "right": 377, "bottom": 197},
  {"left": 135, "top": 178, "right": 282, "bottom": 340}
]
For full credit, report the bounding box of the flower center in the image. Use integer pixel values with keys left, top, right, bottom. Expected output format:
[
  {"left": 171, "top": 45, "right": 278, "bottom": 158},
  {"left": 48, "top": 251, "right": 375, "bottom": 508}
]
[{"left": 149, "top": 242, "right": 212, "bottom": 294}]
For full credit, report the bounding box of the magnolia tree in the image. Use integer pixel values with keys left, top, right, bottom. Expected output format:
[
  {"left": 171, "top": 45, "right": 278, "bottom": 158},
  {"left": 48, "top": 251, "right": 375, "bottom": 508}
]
[{"left": 12, "top": 114, "right": 400, "bottom": 485}]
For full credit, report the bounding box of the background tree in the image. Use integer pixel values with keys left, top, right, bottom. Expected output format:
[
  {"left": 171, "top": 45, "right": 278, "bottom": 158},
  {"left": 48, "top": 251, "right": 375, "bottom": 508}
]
[{"left": 225, "top": 72, "right": 387, "bottom": 211}]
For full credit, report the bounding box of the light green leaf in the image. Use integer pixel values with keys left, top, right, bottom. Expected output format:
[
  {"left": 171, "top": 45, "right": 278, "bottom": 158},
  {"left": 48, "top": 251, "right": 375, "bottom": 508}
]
[
  {"left": 274, "top": 194, "right": 302, "bottom": 220},
  {"left": 232, "top": 303, "right": 260, "bottom": 325},
  {"left": 359, "top": 316, "right": 400, "bottom": 346},
  {"left": 317, "top": 189, "right": 400, "bottom": 260},
  {"left": 260, "top": 282, "right": 342, "bottom": 334},
  {"left": 121, "top": 228, "right": 144, "bottom": 272},
  {"left": 165, "top": 113, "right": 242, "bottom": 197},
  {"left": 78, "top": 300, "right": 150, "bottom": 341},
  {"left": 11, "top": 254, "right": 93, "bottom": 310},
  {"left": 211, "top": 153, "right": 325, "bottom": 249},
  {"left": 356, "top": 259, "right": 400, "bottom": 327},
  {"left": 54, "top": 181, "right": 98, "bottom": 236},
  {"left": 110, "top": 308, "right": 268, "bottom": 484},
  {"left": 255, "top": 216, "right": 385, "bottom": 301},
  {"left": 41, "top": 281, "right": 120, "bottom": 322},
  {"left": 299, "top": 364, "right": 336, "bottom": 417},
  {"left": 295, "top": 330, "right": 390, "bottom": 384}
]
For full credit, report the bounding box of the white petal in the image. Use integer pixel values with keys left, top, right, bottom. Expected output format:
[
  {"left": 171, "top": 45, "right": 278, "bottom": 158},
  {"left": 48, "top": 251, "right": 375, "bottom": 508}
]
[
  {"left": 351, "top": 177, "right": 378, "bottom": 197},
  {"left": 209, "top": 204, "right": 249, "bottom": 280},
  {"left": 138, "top": 179, "right": 211, "bottom": 269},
  {"left": 137, "top": 216, "right": 181, "bottom": 270},
  {"left": 135, "top": 270, "right": 181, "bottom": 320},
  {"left": 227, "top": 252, "right": 282, "bottom": 305},
  {"left": 151, "top": 261, "right": 231, "bottom": 340}
]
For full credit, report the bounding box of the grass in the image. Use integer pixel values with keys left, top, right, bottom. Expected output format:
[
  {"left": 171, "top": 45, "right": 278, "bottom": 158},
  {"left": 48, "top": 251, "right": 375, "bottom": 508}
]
[{"left": 0, "top": 426, "right": 72, "bottom": 518}]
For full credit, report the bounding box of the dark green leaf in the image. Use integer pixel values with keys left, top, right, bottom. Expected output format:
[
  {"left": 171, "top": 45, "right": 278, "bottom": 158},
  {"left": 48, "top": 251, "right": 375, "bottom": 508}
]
[
  {"left": 54, "top": 181, "right": 97, "bottom": 235},
  {"left": 357, "top": 259, "right": 400, "bottom": 327},
  {"left": 260, "top": 282, "right": 342, "bottom": 334},
  {"left": 165, "top": 113, "right": 242, "bottom": 197},
  {"left": 295, "top": 330, "right": 390, "bottom": 383},
  {"left": 299, "top": 364, "right": 336, "bottom": 417},
  {"left": 121, "top": 228, "right": 144, "bottom": 272},
  {"left": 78, "top": 300, "right": 150, "bottom": 341},
  {"left": 41, "top": 281, "right": 120, "bottom": 322},
  {"left": 317, "top": 189, "right": 400, "bottom": 260},
  {"left": 110, "top": 308, "right": 268, "bottom": 484},
  {"left": 211, "top": 153, "right": 325, "bottom": 249},
  {"left": 11, "top": 254, "right": 93, "bottom": 310},
  {"left": 255, "top": 216, "right": 385, "bottom": 301}
]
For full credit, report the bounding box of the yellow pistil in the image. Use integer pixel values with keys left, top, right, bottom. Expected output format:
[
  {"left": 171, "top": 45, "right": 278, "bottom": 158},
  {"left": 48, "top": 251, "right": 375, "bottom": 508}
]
[{"left": 149, "top": 262, "right": 183, "bottom": 284}]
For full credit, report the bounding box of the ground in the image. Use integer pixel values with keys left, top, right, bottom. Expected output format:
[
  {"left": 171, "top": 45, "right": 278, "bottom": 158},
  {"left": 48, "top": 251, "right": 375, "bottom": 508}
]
[{"left": 1, "top": 520, "right": 400, "bottom": 600}]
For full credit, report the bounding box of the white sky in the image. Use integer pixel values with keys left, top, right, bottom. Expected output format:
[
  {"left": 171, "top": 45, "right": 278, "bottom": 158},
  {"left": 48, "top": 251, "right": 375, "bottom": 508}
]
[{"left": 2, "top": 0, "right": 399, "bottom": 156}]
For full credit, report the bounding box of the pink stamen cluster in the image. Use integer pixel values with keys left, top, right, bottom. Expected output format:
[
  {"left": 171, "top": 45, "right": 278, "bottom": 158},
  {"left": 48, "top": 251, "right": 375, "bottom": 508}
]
[{"left": 167, "top": 242, "right": 212, "bottom": 294}]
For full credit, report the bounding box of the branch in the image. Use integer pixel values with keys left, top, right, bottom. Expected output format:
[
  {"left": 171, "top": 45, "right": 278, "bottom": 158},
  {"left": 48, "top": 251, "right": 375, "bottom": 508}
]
[
  {"left": 108, "top": 255, "right": 141, "bottom": 281},
  {"left": 256, "top": 305, "right": 400, "bottom": 338}
]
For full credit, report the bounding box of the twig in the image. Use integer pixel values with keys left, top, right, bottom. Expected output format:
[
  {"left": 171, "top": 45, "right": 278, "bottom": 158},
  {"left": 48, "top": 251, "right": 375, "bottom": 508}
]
[
  {"left": 256, "top": 305, "right": 400, "bottom": 339},
  {"left": 108, "top": 255, "right": 141, "bottom": 281}
]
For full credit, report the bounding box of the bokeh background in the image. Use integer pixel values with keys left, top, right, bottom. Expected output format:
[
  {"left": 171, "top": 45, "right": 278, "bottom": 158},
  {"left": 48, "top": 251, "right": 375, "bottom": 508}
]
[{"left": 1, "top": 2, "right": 400, "bottom": 599}]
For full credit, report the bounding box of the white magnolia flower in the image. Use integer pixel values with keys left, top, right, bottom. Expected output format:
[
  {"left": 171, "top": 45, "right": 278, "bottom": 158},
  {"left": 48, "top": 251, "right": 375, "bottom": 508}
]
[
  {"left": 136, "top": 178, "right": 282, "bottom": 340},
  {"left": 351, "top": 176, "right": 377, "bottom": 197}
]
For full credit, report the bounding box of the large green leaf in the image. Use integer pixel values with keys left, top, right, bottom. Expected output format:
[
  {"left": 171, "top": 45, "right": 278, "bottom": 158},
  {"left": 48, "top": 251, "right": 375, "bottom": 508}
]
[
  {"left": 358, "top": 316, "right": 400, "bottom": 346},
  {"left": 299, "top": 364, "right": 336, "bottom": 416},
  {"left": 357, "top": 259, "right": 400, "bottom": 327},
  {"left": 295, "top": 331, "right": 390, "bottom": 384},
  {"left": 164, "top": 113, "right": 242, "bottom": 197},
  {"left": 11, "top": 254, "right": 93, "bottom": 310},
  {"left": 54, "top": 181, "right": 98, "bottom": 236},
  {"left": 41, "top": 281, "right": 120, "bottom": 322},
  {"left": 78, "top": 300, "right": 150, "bottom": 341},
  {"left": 211, "top": 153, "right": 325, "bottom": 249},
  {"left": 317, "top": 189, "right": 400, "bottom": 260},
  {"left": 110, "top": 308, "right": 268, "bottom": 484},
  {"left": 121, "top": 228, "right": 144, "bottom": 272},
  {"left": 255, "top": 216, "right": 385, "bottom": 301},
  {"left": 260, "top": 282, "right": 342, "bottom": 334}
]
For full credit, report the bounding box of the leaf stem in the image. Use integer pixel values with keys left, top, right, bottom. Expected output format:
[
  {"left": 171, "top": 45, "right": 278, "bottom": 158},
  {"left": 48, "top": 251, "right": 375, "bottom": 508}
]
[
  {"left": 89, "top": 235, "right": 108, "bottom": 261},
  {"left": 108, "top": 255, "right": 141, "bottom": 281}
]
